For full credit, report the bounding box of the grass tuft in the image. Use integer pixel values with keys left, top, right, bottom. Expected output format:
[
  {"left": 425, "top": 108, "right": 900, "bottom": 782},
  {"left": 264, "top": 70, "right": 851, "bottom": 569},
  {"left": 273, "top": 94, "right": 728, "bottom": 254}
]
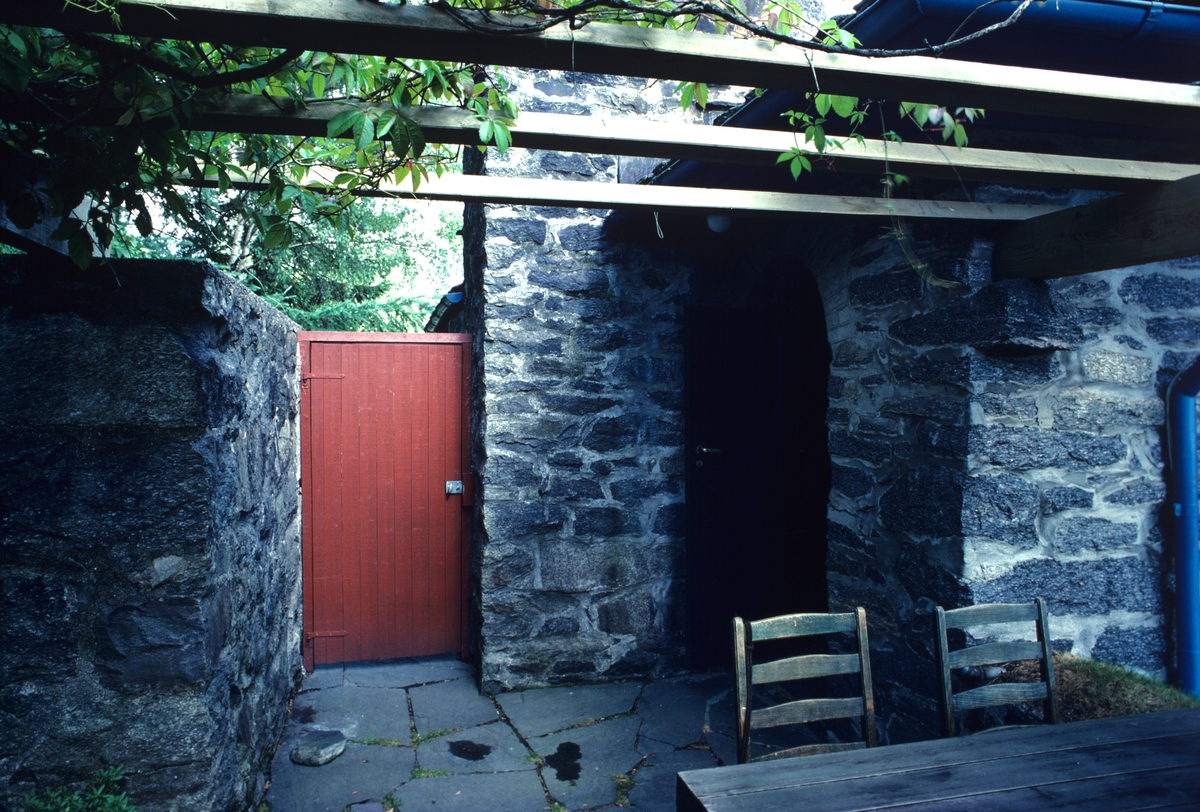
[
  {"left": 410, "top": 767, "right": 450, "bottom": 780},
  {"left": 411, "top": 728, "right": 456, "bottom": 746},
  {"left": 1001, "top": 653, "right": 1200, "bottom": 721},
  {"left": 354, "top": 737, "right": 408, "bottom": 747},
  {"left": 612, "top": 774, "right": 636, "bottom": 807}
]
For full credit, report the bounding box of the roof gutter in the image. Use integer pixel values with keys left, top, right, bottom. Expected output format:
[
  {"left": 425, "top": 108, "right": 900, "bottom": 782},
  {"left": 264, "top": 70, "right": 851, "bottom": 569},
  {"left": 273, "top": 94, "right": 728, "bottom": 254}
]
[{"left": 1169, "top": 361, "right": 1200, "bottom": 696}]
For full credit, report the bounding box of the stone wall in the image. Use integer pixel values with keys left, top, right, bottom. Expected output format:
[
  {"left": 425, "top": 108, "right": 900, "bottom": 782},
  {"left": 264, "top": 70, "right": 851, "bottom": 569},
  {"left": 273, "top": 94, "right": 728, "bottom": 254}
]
[
  {"left": 804, "top": 200, "right": 1193, "bottom": 741},
  {"left": 0, "top": 257, "right": 302, "bottom": 811},
  {"left": 465, "top": 70, "right": 757, "bottom": 691}
]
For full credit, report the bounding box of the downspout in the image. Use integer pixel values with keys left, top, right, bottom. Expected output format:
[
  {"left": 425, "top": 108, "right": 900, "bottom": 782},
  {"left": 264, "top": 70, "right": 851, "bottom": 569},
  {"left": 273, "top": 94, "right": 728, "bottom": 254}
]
[{"left": 1168, "top": 359, "right": 1200, "bottom": 696}]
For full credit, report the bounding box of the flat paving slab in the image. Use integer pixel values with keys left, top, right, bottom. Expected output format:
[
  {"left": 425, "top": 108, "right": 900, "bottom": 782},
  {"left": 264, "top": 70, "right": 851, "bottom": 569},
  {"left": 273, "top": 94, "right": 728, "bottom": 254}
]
[
  {"left": 392, "top": 769, "right": 549, "bottom": 812},
  {"left": 291, "top": 685, "right": 412, "bottom": 742},
  {"left": 267, "top": 742, "right": 413, "bottom": 812},
  {"left": 496, "top": 681, "right": 642, "bottom": 738},
  {"left": 637, "top": 673, "right": 731, "bottom": 750},
  {"left": 410, "top": 677, "right": 498, "bottom": 735},
  {"left": 531, "top": 715, "right": 643, "bottom": 811},
  {"left": 417, "top": 721, "right": 535, "bottom": 775},
  {"left": 344, "top": 654, "right": 471, "bottom": 688},
  {"left": 627, "top": 747, "right": 720, "bottom": 812}
]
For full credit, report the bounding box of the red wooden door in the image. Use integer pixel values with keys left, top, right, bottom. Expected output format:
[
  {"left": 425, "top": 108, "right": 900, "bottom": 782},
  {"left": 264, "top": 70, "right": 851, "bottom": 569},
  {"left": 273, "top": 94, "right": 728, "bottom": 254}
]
[{"left": 299, "top": 332, "right": 472, "bottom": 670}]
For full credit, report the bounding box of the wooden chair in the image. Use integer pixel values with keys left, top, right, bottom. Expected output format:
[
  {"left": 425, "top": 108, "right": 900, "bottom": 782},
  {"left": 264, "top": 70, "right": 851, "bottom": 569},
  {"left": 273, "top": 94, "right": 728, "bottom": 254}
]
[
  {"left": 934, "top": 598, "right": 1060, "bottom": 737},
  {"left": 733, "top": 608, "right": 876, "bottom": 764}
]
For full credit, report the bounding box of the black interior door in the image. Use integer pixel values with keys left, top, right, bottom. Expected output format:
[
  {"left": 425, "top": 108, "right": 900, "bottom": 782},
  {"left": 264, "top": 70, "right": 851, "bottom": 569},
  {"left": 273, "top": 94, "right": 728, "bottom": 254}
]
[{"left": 684, "top": 304, "right": 831, "bottom": 666}]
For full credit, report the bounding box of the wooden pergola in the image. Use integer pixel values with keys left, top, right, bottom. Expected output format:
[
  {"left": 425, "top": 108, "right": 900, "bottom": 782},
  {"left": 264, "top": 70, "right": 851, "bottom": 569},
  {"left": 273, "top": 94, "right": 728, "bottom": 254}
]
[{"left": 7, "top": 0, "right": 1200, "bottom": 280}]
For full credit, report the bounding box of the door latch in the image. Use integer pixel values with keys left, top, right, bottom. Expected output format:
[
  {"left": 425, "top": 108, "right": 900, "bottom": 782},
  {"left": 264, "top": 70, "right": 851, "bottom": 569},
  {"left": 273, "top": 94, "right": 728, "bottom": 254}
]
[{"left": 446, "top": 480, "right": 464, "bottom": 495}]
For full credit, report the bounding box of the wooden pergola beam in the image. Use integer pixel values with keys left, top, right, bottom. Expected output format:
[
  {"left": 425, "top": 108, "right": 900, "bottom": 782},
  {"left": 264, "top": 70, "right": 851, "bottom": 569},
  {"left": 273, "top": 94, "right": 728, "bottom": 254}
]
[
  {"left": 9, "top": 0, "right": 1200, "bottom": 130},
  {"left": 189, "top": 96, "right": 1196, "bottom": 192},
  {"left": 994, "top": 173, "right": 1200, "bottom": 279},
  {"left": 195, "top": 170, "right": 1064, "bottom": 221}
]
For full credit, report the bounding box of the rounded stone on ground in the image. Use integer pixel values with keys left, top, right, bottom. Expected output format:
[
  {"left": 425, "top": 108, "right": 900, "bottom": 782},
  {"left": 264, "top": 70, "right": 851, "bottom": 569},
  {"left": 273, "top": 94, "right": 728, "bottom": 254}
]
[{"left": 290, "top": 729, "right": 348, "bottom": 766}]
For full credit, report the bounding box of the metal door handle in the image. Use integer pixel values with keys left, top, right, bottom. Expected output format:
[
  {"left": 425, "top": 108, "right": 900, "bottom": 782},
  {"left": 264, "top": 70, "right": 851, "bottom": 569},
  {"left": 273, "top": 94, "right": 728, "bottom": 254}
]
[{"left": 695, "top": 446, "right": 722, "bottom": 455}]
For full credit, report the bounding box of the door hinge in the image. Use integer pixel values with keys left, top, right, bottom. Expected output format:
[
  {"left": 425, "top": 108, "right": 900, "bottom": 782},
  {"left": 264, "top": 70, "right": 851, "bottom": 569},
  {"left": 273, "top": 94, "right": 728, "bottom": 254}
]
[
  {"left": 300, "top": 373, "right": 345, "bottom": 389},
  {"left": 306, "top": 630, "right": 349, "bottom": 640}
]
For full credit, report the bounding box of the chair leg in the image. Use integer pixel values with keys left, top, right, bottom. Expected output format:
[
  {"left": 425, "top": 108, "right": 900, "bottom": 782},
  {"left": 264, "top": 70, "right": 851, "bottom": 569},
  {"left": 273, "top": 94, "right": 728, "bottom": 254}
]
[{"left": 733, "top": 617, "right": 751, "bottom": 764}]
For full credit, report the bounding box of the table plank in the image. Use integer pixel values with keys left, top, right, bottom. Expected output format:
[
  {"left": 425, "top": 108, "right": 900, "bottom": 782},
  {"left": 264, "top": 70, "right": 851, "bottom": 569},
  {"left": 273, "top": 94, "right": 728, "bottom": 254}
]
[{"left": 678, "top": 709, "right": 1200, "bottom": 812}]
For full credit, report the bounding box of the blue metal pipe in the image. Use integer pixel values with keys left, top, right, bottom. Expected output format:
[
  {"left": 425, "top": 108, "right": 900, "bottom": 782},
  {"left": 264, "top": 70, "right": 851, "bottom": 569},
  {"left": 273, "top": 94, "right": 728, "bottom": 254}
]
[{"left": 1168, "top": 359, "right": 1200, "bottom": 696}]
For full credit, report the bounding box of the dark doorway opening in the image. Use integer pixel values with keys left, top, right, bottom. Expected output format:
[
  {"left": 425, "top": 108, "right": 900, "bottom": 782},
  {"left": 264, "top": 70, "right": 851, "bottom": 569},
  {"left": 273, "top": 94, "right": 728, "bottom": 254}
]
[{"left": 684, "top": 289, "right": 832, "bottom": 667}]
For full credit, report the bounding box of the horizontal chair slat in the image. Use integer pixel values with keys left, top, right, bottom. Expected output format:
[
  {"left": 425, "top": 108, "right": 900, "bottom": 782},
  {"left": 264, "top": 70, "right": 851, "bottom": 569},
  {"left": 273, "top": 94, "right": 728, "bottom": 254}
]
[
  {"left": 751, "top": 696, "right": 865, "bottom": 729},
  {"left": 754, "top": 741, "right": 865, "bottom": 762},
  {"left": 949, "top": 641, "right": 1046, "bottom": 669},
  {"left": 750, "top": 612, "right": 856, "bottom": 641},
  {"left": 952, "top": 681, "right": 1048, "bottom": 712},
  {"left": 753, "top": 653, "right": 861, "bottom": 684},
  {"left": 943, "top": 603, "right": 1038, "bottom": 629}
]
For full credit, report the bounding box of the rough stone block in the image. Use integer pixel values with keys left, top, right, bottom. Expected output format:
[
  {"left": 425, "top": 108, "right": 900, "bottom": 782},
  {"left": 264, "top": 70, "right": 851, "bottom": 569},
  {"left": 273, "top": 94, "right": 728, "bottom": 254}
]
[
  {"left": 895, "top": 543, "right": 970, "bottom": 608},
  {"left": 889, "top": 280, "right": 1082, "bottom": 351},
  {"left": 582, "top": 415, "right": 640, "bottom": 452},
  {"left": 540, "top": 151, "right": 597, "bottom": 176},
  {"left": 596, "top": 593, "right": 656, "bottom": 635},
  {"left": 289, "top": 730, "right": 347, "bottom": 766},
  {"left": 1053, "top": 518, "right": 1138, "bottom": 553},
  {"left": 487, "top": 501, "right": 567, "bottom": 537},
  {"left": 848, "top": 271, "right": 923, "bottom": 308},
  {"left": 544, "top": 477, "right": 604, "bottom": 500},
  {"left": 828, "top": 430, "right": 891, "bottom": 465},
  {"left": 651, "top": 503, "right": 685, "bottom": 535},
  {"left": 559, "top": 224, "right": 606, "bottom": 251},
  {"left": 490, "top": 218, "right": 548, "bottom": 244},
  {"left": 1147, "top": 317, "right": 1200, "bottom": 345},
  {"left": 527, "top": 267, "right": 609, "bottom": 294},
  {"left": 962, "top": 474, "right": 1038, "bottom": 547},
  {"left": 968, "top": 427, "right": 1125, "bottom": 471},
  {"left": 976, "top": 394, "right": 1037, "bottom": 418},
  {"left": 1052, "top": 390, "right": 1163, "bottom": 432},
  {"left": 883, "top": 397, "right": 964, "bottom": 422},
  {"left": 973, "top": 556, "right": 1161, "bottom": 615},
  {"left": 1091, "top": 625, "right": 1166, "bottom": 673},
  {"left": 0, "top": 575, "right": 90, "bottom": 684},
  {"left": 1118, "top": 272, "right": 1200, "bottom": 311},
  {"left": 1041, "top": 486, "right": 1093, "bottom": 514},
  {"left": 918, "top": 422, "right": 969, "bottom": 459},
  {"left": 831, "top": 464, "right": 874, "bottom": 499},
  {"left": 95, "top": 598, "right": 211, "bottom": 689},
  {"left": 893, "top": 355, "right": 969, "bottom": 385},
  {"left": 1103, "top": 479, "right": 1166, "bottom": 505},
  {"left": 610, "top": 476, "right": 679, "bottom": 502},
  {"left": 538, "top": 541, "right": 651, "bottom": 592},
  {"left": 574, "top": 507, "right": 625, "bottom": 536},
  {"left": 1081, "top": 349, "right": 1153, "bottom": 385},
  {"left": 880, "top": 467, "right": 964, "bottom": 536},
  {"left": 969, "top": 354, "right": 1063, "bottom": 385}
]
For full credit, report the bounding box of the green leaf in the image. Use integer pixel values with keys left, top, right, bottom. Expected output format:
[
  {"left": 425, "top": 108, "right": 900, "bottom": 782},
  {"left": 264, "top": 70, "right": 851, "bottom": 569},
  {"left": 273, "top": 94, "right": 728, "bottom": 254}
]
[
  {"left": 68, "top": 230, "right": 93, "bottom": 269},
  {"left": 115, "top": 107, "right": 135, "bottom": 127},
  {"left": 694, "top": 82, "right": 708, "bottom": 110},
  {"left": 814, "top": 94, "right": 832, "bottom": 116},
  {"left": 353, "top": 114, "right": 375, "bottom": 151},
  {"left": 478, "top": 119, "right": 494, "bottom": 144},
  {"left": 679, "top": 81, "right": 694, "bottom": 109},
  {"left": 375, "top": 108, "right": 398, "bottom": 140},
  {"left": 326, "top": 108, "right": 359, "bottom": 139},
  {"left": 830, "top": 94, "right": 858, "bottom": 118},
  {"left": 493, "top": 121, "right": 512, "bottom": 154},
  {"left": 312, "top": 71, "right": 326, "bottom": 99}
]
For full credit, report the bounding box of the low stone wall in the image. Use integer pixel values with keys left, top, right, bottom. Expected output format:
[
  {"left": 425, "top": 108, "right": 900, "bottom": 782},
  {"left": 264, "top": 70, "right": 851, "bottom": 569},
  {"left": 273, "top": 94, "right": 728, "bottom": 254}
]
[{"left": 0, "top": 257, "right": 302, "bottom": 811}]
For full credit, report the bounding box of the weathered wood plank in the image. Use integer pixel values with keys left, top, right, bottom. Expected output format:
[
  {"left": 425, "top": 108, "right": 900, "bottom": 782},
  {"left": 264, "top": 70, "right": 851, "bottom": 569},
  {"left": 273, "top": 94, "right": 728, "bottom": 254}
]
[
  {"left": 854, "top": 606, "right": 876, "bottom": 749},
  {"left": 994, "top": 172, "right": 1200, "bottom": 280},
  {"left": 733, "top": 616, "right": 751, "bottom": 766},
  {"left": 952, "top": 681, "right": 1047, "bottom": 712},
  {"left": 678, "top": 710, "right": 1200, "bottom": 812},
  {"left": 948, "top": 640, "right": 1045, "bottom": 669},
  {"left": 750, "top": 696, "right": 865, "bottom": 728},
  {"left": 9, "top": 0, "right": 1200, "bottom": 130},
  {"left": 754, "top": 741, "right": 864, "bottom": 762},
  {"left": 943, "top": 602, "right": 1039, "bottom": 628},
  {"left": 753, "top": 653, "right": 860, "bottom": 684},
  {"left": 209, "top": 172, "right": 1059, "bottom": 221},
  {"left": 174, "top": 97, "right": 1200, "bottom": 192},
  {"left": 749, "top": 612, "right": 856, "bottom": 640}
]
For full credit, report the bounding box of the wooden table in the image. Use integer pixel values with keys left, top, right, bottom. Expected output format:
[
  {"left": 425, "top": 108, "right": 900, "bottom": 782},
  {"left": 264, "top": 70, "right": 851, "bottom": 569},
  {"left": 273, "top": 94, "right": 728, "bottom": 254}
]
[{"left": 677, "top": 708, "right": 1200, "bottom": 811}]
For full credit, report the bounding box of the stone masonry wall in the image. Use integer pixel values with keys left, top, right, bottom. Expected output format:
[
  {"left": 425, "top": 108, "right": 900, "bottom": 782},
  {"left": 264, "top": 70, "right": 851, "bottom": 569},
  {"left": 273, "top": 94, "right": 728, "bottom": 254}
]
[
  {"left": 466, "top": 70, "right": 752, "bottom": 691},
  {"left": 804, "top": 195, "right": 1193, "bottom": 742},
  {"left": 0, "top": 258, "right": 302, "bottom": 811}
]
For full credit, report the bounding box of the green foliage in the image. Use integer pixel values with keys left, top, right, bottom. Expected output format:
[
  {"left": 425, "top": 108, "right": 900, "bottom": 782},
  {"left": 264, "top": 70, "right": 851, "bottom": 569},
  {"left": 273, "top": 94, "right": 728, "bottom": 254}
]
[
  {"left": 612, "top": 774, "right": 636, "bottom": 807},
  {"left": 410, "top": 727, "right": 457, "bottom": 746},
  {"left": 410, "top": 767, "right": 451, "bottom": 779},
  {"left": 19, "top": 766, "right": 135, "bottom": 812},
  {"left": 382, "top": 792, "right": 400, "bottom": 811},
  {"left": 0, "top": 17, "right": 515, "bottom": 266}
]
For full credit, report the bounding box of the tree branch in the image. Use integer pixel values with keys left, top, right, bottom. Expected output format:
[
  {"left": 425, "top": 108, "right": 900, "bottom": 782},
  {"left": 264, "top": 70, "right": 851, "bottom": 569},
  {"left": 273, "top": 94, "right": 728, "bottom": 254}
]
[{"left": 67, "top": 31, "right": 302, "bottom": 89}]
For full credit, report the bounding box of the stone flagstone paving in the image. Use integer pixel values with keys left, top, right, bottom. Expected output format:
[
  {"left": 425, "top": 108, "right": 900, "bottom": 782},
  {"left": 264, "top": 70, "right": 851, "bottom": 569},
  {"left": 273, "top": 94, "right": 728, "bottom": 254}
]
[{"left": 264, "top": 654, "right": 810, "bottom": 812}]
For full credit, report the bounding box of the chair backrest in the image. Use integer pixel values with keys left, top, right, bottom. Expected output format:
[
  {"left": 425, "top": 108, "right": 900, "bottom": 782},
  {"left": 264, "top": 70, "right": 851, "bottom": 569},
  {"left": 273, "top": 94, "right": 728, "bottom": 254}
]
[
  {"left": 733, "top": 607, "right": 876, "bottom": 764},
  {"left": 934, "top": 598, "right": 1060, "bottom": 737}
]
